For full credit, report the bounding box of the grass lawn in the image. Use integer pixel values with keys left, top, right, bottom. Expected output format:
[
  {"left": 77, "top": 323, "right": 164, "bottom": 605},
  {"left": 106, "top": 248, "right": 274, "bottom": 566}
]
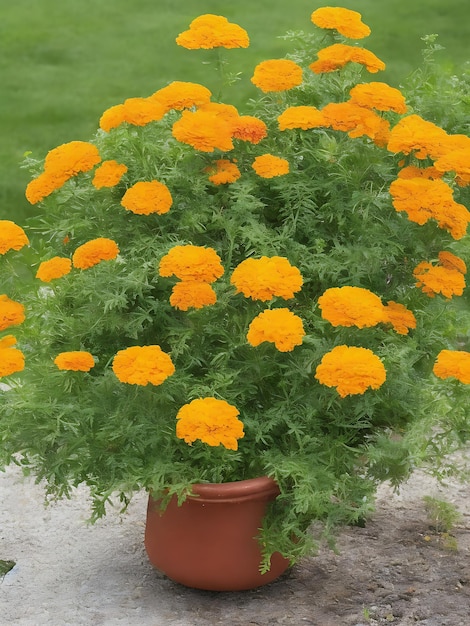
[{"left": 1, "top": 0, "right": 469, "bottom": 223}]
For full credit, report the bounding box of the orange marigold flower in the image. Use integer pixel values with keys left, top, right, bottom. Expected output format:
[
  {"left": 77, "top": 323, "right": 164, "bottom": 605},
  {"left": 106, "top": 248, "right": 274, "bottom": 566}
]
[
  {"left": 72, "top": 238, "right": 120, "bottom": 270},
  {"left": 54, "top": 351, "right": 95, "bottom": 372},
  {"left": 0, "top": 337, "right": 25, "bottom": 377},
  {"left": 206, "top": 159, "right": 241, "bottom": 185},
  {"left": 169, "top": 281, "right": 217, "bottom": 311},
  {"left": 112, "top": 345, "right": 175, "bottom": 386},
  {"left": 150, "top": 81, "right": 212, "bottom": 112},
  {"left": 387, "top": 114, "right": 449, "bottom": 159},
  {"left": 122, "top": 97, "right": 166, "bottom": 126},
  {"left": 413, "top": 261, "right": 466, "bottom": 299},
  {"left": 315, "top": 345, "right": 386, "bottom": 397},
  {"left": 321, "top": 101, "right": 390, "bottom": 142},
  {"left": 231, "top": 256, "right": 303, "bottom": 302},
  {"left": 176, "top": 397, "right": 244, "bottom": 451},
  {"left": 247, "top": 308, "right": 305, "bottom": 352},
  {"left": 438, "top": 251, "right": 467, "bottom": 275},
  {"left": 159, "top": 245, "right": 224, "bottom": 283},
  {"left": 44, "top": 141, "right": 101, "bottom": 178},
  {"left": 99, "top": 104, "right": 127, "bottom": 132},
  {"left": 433, "top": 350, "right": 470, "bottom": 384},
  {"left": 310, "top": 43, "right": 385, "bottom": 74},
  {"left": 389, "top": 177, "right": 470, "bottom": 240},
  {"left": 278, "top": 106, "right": 325, "bottom": 131},
  {"left": 176, "top": 14, "right": 249, "bottom": 50},
  {"left": 252, "top": 154, "right": 289, "bottom": 178},
  {"left": 36, "top": 257, "right": 72, "bottom": 282},
  {"left": 172, "top": 109, "right": 234, "bottom": 153},
  {"left": 25, "top": 170, "right": 69, "bottom": 204},
  {"left": 434, "top": 148, "right": 470, "bottom": 182},
  {"left": 197, "top": 101, "right": 240, "bottom": 123},
  {"left": 251, "top": 59, "right": 303, "bottom": 93},
  {"left": 349, "top": 82, "right": 407, "bottom": 113},
  {"left": 0, "top": 220, "right": 29, "bottom": 254},
  {"left": 231, "top": 115, "right": 268, "bottom": 144},
  {"left": 121, "top": 180, "right": 173, "bottom": 216},
  {"left": 0, "top": 295, "right": 25, "bottom": 331},
  {"left": 311, "top": 7, "right": 371, "bottom": 39},
  {"left": 92, "top": 160, "right": 128, "bottom": 189},
  {"left": 318, "top": 286, "right": 386, "bottom": 328},
  {"left": 383, "top": 301, "right": 417, "bottom": 335},
  {"left": 397, "top": 165, "right": 442, "bottom": 180}
]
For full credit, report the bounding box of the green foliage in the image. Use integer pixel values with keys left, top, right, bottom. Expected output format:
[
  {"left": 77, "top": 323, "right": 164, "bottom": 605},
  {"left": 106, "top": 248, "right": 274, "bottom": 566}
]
[
  {"left": 1, "top": 10, "right": 470, "bottom": 568},
  {"left": 423, "top": 496, "right": 462, "bottom": 533}
]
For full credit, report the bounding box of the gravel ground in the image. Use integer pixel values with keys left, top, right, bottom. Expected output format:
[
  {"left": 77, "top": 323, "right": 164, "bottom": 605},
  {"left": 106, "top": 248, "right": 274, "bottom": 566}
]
[{"left": 1, "top": 458, "right": 469, "bottom": 626}]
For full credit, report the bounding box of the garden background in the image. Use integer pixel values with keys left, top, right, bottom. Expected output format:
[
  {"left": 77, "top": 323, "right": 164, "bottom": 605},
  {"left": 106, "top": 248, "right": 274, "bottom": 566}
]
[{"left": 1, "top": 0, "right": 469, "bottom": 226}]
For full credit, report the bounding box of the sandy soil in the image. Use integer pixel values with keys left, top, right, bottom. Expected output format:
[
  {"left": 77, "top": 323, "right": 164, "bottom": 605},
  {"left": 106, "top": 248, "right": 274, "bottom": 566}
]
[{"left": 1, "top": 456, "right": 469, "bottom": 626}]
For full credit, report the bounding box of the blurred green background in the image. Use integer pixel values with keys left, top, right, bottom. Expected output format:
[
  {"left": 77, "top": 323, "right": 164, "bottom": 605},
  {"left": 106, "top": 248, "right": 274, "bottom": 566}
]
[{"left": 1, "top": 0, "right": 469, "bottom": 225}]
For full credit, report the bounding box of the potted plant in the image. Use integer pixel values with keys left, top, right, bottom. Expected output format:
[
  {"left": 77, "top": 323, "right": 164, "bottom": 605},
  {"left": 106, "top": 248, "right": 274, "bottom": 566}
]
[{"left": 1, "top": 7, "right": 469, "bottom": 591}]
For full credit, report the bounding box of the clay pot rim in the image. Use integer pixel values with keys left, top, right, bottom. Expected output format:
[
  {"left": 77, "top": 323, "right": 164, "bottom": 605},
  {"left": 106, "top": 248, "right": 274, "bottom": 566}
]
[{"left": 187, "top": 475, "right": 280, "bottom": 503}]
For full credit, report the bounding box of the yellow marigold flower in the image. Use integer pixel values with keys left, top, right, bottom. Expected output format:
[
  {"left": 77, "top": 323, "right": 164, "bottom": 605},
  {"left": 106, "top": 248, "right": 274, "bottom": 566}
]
[
  {"left": 176, "top": 397, "right": 244, "bottom": 451},
  {"left": 0, "top": 339, "right": 25, "bottom": 377},
  {"left": 159, "top": 245, "right": 224, "bottom": 283},
  {"left": 0, "top": 220, "right": 29, "bottom": 254},
  {"left": 0, "top": 295, "right": 25, "bottom": 331},
  {"left": 72, "top": 238, "right": 120, "bottom": 270},
  {"left": 252, "top": 154, "right": 290, "bottom": 178},
  {"left": 169, "top": 281, "right": 217, "bottom": 311},
  {"left": 389, "top": 177, "right": 470, "bottom": 240},
  {"left": 251, "top": 59, "right": 303, "bottom": 93},
  {"left": 176, "top": 14, "right": 249, "bottom": 50},
  {"left": 206, "top": 159, "right": 241, "bottom": 185},
  {"left": 397, "top": 165, "right": 442, "bottom": 180},
  {"left": 383, "top": 301, "right": 417, "bottom": 335},
  {"left": 54, "top": 351, "right": 95, "bottom": 372},
  {"left": 112, "top": 345, "right": 175, "bottom": 386},
  {"left": 171, "top": 109, "right": 234, "bottom": 153},
  {"left": 321, "top": 102, "right": 390, "bottom": 143},
  {"left": 318, "top": 286, "right": 387, "bottom": 328},
  {"left": 315, "top": 345, "right": 386, "bottom": 397},
  {"left": 247, "top": 308, "right": 305, "bottom": 352},
  {"left": 231, "top": 256, "right": 303, "bottom": 302},
  {"left": 150, "top": 81, "right": 212, "bottom": 112},
  {"left": 311, "top": 7, "right": 371, "bottom": 39},
  {"left": 433, "top": 350, "right": 470, "bottom": 384},
  {"left": 92, "top": 160, "right": 128, "bottom": 189},
  {"left": 413, "top": 261, "right": 466, "bottom": 299},
  {"left": 310, "top": 43, "right": 385, "bottom": 74},
  {"left": 36, "top": 257, "right": 72, "bottom": 282},
  {"left": 278, "top": 106, "right": 325, "bottom": 131},
  {"left": 349, "top": 82, "right": 407, "bottom": 114},
  {"left": 99, "top": 104, "right": 127, "bottom": 132},
  {"left": 438, "top": 251, "right": 467, "bottom": 275},
  {"left": 231, "top": 115, "right": 268, "bottom": 144},
  {"left": 387, "top": 114, "right": 449, "bottom": 159},
  {"left": 121, "top": 180, "right": 173, "bottom": 216}
]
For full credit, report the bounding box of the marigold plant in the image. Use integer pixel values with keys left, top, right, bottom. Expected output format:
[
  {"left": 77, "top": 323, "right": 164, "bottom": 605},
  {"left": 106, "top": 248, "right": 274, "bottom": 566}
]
[{"left": 2, "top": 7, "right": 470, "bottom": 572}]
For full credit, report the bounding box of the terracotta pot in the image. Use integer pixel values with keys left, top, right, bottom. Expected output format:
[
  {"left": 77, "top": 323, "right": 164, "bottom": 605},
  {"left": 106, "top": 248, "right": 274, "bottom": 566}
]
[{"left": 144, "top": 476, "right": 290, "bottom": 591}]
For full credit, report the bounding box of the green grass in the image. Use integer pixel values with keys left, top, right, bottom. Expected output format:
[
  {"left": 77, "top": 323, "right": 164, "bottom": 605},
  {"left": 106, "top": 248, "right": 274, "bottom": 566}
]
[{"left": 1, "top": 0, "right": 469, "bottom": 224}]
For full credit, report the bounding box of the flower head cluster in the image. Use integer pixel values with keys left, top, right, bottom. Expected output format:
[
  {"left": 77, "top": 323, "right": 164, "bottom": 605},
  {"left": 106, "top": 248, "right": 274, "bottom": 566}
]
[
  {"left": 413, "top": 256, "right": 466, "bottom": 299},
  {"left": 0, "top": 221, "right": 29, "bottom": 254},
  {"left": 206, "top": 159, "right": 241, "bottom": 185},
  {"left": 150, "top": 81, "right": 212, "bottom": 112},
  {"left": 433, "top": 350, "right": 470, "bottom": 384},
  {"left": 311, "top": 7, "right": 371, "bottom": 39},
  {"left": 310, "top": 43, "right": 385, "bottom": 74},
  {"left": 231, "top": 256, "right": 303, "bottom": 301},
  {"left": 26, "top": 141, "right": 101, "bottom": 204},
  {"left": 54, "top": 351, "right": 95, "bottom": 372},
  {"left": 176, "top": 14, "right": 249, "bottom": 50},
  {"left": 387, "top": 114, "right": 449, "bottom": 160},
  {"left": 112, "top": 345, "right": 175, "bottom": 386},
  {"left": 92, "top": 160, "right": 128, "bottom": 189},
  {"left": 383, "top": 301, "right": 417, "bottom": 335},
  {"left": 231, "top": 116, "right": 268, "bottom": 144},
  {"left": 0, "top": 295, "right": 25, "bottom": 331},
  {"left": 169, "top": 281, "right": 217, "bottom": 311},
  {"left": 172, "top": 109, "right": 234, "bottom": 152},
  {"left": 318, "top": 286, "right": 387, "bottom": 328},
  {"left": 251, "top": 59, "right": 303, "bottom": 93},
  {"left": 251, "top": 154, "right": 290, "bottom": 178},
  {"left": 176, "top": 397, "right": 244, "bottom": 450},
  {"left": 0, "top": 336, "right": 25, "bottom": 377},
  {"left": 72, "top": 238, "right": 120, "bottom": 270},
  {"left": 320, "top": 102, "right": 390, "bottom": 144},
  {"left": 99, "top": 98, "right": 166, "bottom": 131},
  {"left": 121, "top": 180, "right": 173, "bottom": 216},
  {"left": 247, "top": 308, "right": 305, "bottom": 352},
  {"left": 36, "top": 257, "right": 72, "bottom": 282},
  {"left": 278, "top": 106, "right": 325, "bottom": 131},
  {"left": 349, "top": 82, "right": 407, "bottom": 114},
  {"left": 389, "top": 177, "right": 470, "bottom": 240}
]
